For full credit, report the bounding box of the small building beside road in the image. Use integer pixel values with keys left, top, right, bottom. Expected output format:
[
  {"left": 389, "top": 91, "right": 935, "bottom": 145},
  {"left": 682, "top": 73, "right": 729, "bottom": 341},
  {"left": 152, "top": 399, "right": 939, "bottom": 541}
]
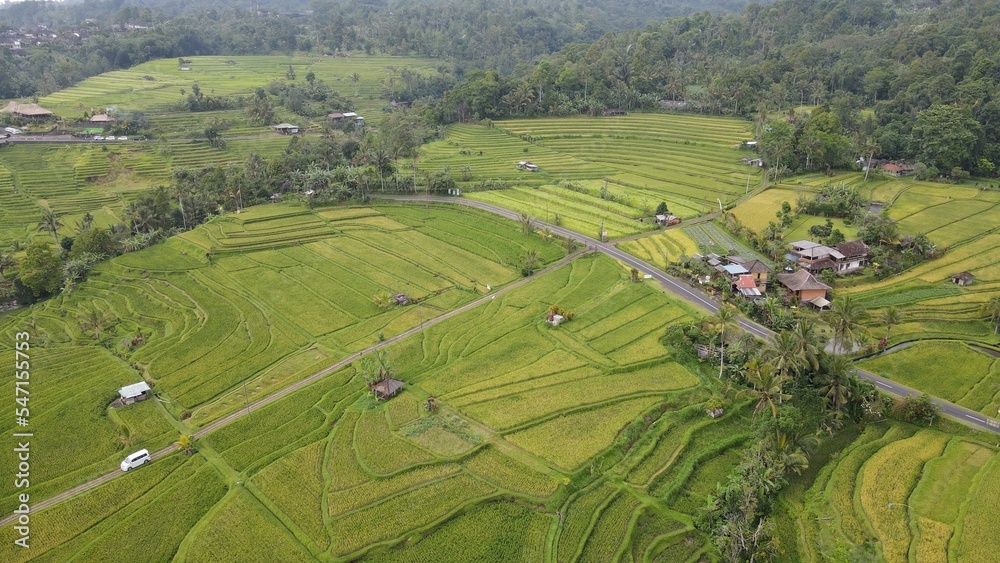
[
  {"left": 776, "top": 269, "right": 831, "bottom": 304},
  {"left": 1, "top": 101, "right": 54, "bottom": 119},
  {"left": 370, "top": 378, "right": 404, "bottom": 400}
]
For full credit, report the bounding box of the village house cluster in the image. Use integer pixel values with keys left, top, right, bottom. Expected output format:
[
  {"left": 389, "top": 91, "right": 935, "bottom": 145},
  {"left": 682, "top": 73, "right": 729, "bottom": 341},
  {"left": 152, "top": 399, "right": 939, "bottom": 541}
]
[{"left": 692, "top": 237, "right": 872, "bottom": 309}]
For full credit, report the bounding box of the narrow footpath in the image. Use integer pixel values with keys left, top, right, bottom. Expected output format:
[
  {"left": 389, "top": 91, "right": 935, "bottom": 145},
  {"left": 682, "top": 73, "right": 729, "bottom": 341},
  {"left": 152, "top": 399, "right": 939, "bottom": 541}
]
[{"left": 0, "top": 250, "right": 582, "bottom": 526}]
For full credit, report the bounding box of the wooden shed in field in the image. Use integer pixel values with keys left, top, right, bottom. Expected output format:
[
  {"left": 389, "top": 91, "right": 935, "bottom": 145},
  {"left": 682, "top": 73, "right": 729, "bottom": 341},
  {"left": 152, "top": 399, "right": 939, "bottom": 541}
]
[
  {"left": 370, "top": 378, "right": 404, "bottom": 400},
  {"left": 951, "top": 272, "right": 975, "bottom": 286}
]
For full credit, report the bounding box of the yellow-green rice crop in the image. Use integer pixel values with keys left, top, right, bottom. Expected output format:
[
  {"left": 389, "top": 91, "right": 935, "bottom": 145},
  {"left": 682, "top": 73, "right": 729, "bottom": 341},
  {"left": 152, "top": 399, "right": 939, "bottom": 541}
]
[
  {"left": 328, "top": 474, "right": 494, "bottom": 556},
  {"left": 463, "top": 447, "right": 561, "bottom": 498},
  {"left": 506, "top": 397, "right": 661, "bottom": 470},
  {"left": 354, "top": 410, "right": 435, "bottom": 475},
  {"left": 252, "top": 441, "right": 328, "bottom": 549},
  {"left": 185, "top": 489, "right": 315, "bottom": 562},
  {"left": 327, "top": 463, "right": 461, "bottom": 517},
  {"left": 858, "top": 430, "right": 949, "bottom": 563}
]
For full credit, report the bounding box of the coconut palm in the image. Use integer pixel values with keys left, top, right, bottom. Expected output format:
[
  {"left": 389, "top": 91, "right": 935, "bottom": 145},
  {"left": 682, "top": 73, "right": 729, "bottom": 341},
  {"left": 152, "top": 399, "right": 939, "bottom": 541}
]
[
  {"left": 828, "top": 296, "right": 869, "bottom": 354},
  {"left": 818, "top": 355, "right": 855, "bottom": 416},
  {"left": 880, "top": 306, "right": 903, "bottom": 341},
  {"left": 359, "top": 350, "right": 394, "bottom": 388},
  {"left": 517, "top": 212, "right": 534, "bottom": 235},
  {"left": 773, "top": 430, "right": 819, "bottom": 475},
  {"left": 519, "top": 249, "right": 541, "bottom": 276},
  {"left": 713, "top": 304, "right": 741, "bottom": 379},
  {"left": 759, "top": 296, "right": 782, "bottom": 327},
  {"left": 174, "top": 434, "right": 194, "bottom": 455},
  {"left": 0, "top": 250, "right": 16, "bottom": 277},
  {"left": 766, "top": 330, "right": 805, "bottom": 378},
  {"left": 981, "top": 297, "right": 1000, "bottom": 335},
  {"left": 38, "top": 208, "right": 63, "bottom": 245},
  {"left": 741, "top": 359, "right": 791, "bottom": 419},
  {"left": 77, "top": 308, "right": 113, "bottom": 340},
  {"left": 792, "top": 320, "right": 822, "bottom": 372},
  {"left": 75, "top": 212, "right": 95, "bottom": 234}
]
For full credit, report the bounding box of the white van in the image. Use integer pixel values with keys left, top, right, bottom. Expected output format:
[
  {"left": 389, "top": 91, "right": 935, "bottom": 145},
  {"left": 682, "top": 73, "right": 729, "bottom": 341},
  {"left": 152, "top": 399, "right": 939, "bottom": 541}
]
[
  {"left": 120, "top": 449, "right": 150, "bottom": 471},
  {"left": 4, "top": 127, "right": 21, "bottom": 135}
]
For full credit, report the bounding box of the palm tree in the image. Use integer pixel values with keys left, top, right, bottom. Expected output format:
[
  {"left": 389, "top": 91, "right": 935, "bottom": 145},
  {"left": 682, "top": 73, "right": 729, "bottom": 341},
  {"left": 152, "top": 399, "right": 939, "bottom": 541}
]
[
  {"left": 75, "top": 212, "right": 95, "bottom": 234},
  {"left": 78, "top": 308, "right": 113, "bottom": 340},
  {"left": 792, "top": 320, "right": 821, "bottom": 372},
  {"left": 38, "top": 208, "right": 63, "bottom": 245},
  {"left": 859, "top": 135, "right": 880, "bottom": 181},
  {"left": 773, "top": 430, "right": 819, "bottom": 475},
  {"left": 174, "top": 434, "right": 194, "bottom": 455},
  {"left": 517, "top": 212, "right": 534, "bottom": 235},
  {"left": 828, "top": 296, "right": 869, "bottom": 354},
  {"left": 0, "top": 250, "right": 16, "bottom": 277},
  {"left": 359, "top": 349, "right": 394, "bottom": 387},
  {"left": 519, "top": 250, "right": 541, "bottom": 276},
  {"left": 713, "top": 304, "right": 741, "bottom": 378},
  {"left": 741, "top": 359, "right": 791, "bottom": 419},
  {"left": 759, "top": 296, "right": 781, "bottom": 326},
  {"left": 981, "top": 297, "right": 1000, "bottom": 335},
  {"left": 766, "top": 330, "right": 804, "bottom": 378},
  {"left": 818, "top": 355, "right": 855, "bottom": 417},
  {"left": 880, "top": 306, "right": 903, "bottom": 341}
]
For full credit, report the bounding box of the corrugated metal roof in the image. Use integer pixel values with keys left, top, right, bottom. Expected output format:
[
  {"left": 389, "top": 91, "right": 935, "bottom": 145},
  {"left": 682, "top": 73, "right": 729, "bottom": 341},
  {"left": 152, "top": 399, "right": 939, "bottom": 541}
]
[{"left": 119, "top": 381, "right": 151, "bottom": 399}]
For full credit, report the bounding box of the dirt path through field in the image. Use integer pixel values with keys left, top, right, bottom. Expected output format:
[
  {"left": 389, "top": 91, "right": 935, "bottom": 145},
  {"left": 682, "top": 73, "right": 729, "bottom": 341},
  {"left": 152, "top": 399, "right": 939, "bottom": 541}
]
[{"left": 0, "top": 249, "right": 584, "bottom": 526}]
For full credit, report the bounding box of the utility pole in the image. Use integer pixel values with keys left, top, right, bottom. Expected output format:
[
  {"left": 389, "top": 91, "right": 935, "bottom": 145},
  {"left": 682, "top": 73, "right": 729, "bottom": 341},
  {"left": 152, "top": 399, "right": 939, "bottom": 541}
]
[
  {"left": 242, "top": 376, "right": 250, "bottom": 416},
  {"left": 746, "top": 173, "right": 751, "bottom": 194}
]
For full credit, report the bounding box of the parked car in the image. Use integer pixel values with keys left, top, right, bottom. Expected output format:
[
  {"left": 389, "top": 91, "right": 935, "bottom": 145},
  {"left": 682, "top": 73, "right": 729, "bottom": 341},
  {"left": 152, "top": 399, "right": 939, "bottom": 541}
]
[
  {"left": 4, "top": 127, "right": 21, "bottom": 135},
  {"left": 105, "top": 136, "right": 116, "bottom": 141},
  {"left": 118, "top": 136, "right": 128, "bottom": 141},
  {"left": 120, "top": 449, "right": 150, "bottom": 471},
  {"left": 93, "top": 135, "right": 104, "bottom": 140}
]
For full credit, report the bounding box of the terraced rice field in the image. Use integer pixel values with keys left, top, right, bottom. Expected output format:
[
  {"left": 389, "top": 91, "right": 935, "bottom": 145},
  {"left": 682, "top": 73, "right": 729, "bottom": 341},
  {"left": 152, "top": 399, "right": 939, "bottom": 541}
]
[
  {"left": 779, "top": 423, "right": 1000, "bottom": 563},
  {"left": 0, "top": 139, "right": 294, "bottom": 245},
  {"left": 0, "top": 347, "right": 176, "bottom": 510},
  {"left": 0, "top": 203, "right": 562, "bottom": 510},
  {"left": 1, "top": 209, "right": 761, "bottom": 561},
  {"left": 0, "top": 55, "right": 450, "bottom": 245},
  {"left": 502, "top": 115, "right": 758, "bottom": 205},
  {"left": 417, "top": 114, "right": 761, "bottom": 238},
  {"left": 617, "top": 227, "right": 701, "bottom": 270},
  {"left": 841, "top": 179, "right": 1000, "bottom": 343},
  {"left": 39, "top": 54, "right": 444, "bottom": 122},
  {"left": 860, "top": 341, "right": 1000, "bottom": 417},
  {"left": 731, "top": 174, "right": 1000, "bottom": 345}
]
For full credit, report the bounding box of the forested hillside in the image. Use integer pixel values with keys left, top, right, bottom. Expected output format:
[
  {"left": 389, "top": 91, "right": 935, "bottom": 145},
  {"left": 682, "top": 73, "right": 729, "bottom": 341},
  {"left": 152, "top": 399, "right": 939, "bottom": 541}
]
[
  {"left": 0, "top": 0, "right": 757, "bottom": 98},
  {"left": 444, "top": 0, "right": 1000, "bottom": 175}
]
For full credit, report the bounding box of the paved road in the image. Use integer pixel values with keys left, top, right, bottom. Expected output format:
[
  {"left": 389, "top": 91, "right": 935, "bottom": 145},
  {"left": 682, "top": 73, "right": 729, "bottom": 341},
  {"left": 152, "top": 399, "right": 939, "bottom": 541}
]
[
  {"left": 0, "top": 250, "right": 582, "bottom": 527},
  {"left": 378, "top": 195, "right": 1000, "bottom": 435}
]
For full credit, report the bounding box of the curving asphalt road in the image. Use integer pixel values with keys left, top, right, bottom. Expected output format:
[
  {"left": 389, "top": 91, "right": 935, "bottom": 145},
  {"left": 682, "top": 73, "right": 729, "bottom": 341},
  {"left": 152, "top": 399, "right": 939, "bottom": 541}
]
[
  {"left": 377, "top": 194, "right": 1000, "bottom": 436},
  {"left": 4, "top": 195, "right": 997, "bottom": 526}
]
